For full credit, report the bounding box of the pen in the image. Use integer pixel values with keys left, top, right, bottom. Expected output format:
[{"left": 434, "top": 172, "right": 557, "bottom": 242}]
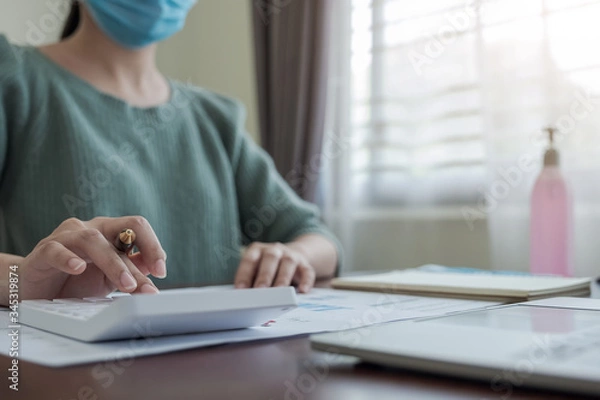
[{"left": 114, "top": 228, "right": 136, "bottom": 254}]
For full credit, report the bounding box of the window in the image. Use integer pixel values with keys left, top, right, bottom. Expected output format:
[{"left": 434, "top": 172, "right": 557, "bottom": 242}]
[{"left": 335, "top": 0, "right": 600, "bottom": 210}]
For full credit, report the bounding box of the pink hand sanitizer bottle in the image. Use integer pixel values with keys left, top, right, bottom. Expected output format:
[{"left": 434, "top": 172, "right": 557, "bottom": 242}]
[{"left": 530, "top": 127, "right": 573, "bottom": 276}]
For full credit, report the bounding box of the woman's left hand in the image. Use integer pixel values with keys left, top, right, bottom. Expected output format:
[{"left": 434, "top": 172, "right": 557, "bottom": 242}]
[{"left": 234, "top": 242, "right": 316, "bottom": 293}]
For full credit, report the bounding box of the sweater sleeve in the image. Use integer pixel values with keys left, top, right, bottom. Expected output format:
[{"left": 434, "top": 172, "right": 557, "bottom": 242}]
[
  {"left": 0, "top": 35, "right": 25, "bottom": 185},
  {"left": 220, "top": 98, "right": 342, "bottom": 268}
]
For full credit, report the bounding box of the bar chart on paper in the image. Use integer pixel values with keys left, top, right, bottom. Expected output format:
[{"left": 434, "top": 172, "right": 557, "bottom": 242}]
[{"left": 259, "top": 289, "right": 499, "bottom": 333}]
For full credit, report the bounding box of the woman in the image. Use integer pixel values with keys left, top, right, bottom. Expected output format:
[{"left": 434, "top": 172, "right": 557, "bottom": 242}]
[{"left": 0, "top": 0, "right": 339, "bottom": 306}]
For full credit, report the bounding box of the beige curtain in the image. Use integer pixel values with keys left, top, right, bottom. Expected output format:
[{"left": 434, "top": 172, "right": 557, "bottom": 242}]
[{"left": 251, "top": 0, "right": 333, "bottom": 202}]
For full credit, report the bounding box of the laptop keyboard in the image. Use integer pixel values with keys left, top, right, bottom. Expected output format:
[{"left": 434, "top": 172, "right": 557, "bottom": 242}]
[{"left": 22, "top": 298, "right": 114, "bottom": 321}]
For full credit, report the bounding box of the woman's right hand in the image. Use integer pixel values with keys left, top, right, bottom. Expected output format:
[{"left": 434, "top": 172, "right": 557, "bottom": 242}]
[{"left": 20, "top": 216, "right": 167, "bottom": 300}]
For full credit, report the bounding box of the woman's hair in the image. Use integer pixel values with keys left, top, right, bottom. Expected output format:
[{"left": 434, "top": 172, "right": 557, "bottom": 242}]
[{"left": 61, "top": 1, "right": 81, "bottom": 40}]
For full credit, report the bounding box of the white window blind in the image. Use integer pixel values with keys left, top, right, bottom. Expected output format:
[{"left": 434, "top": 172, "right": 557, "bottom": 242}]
[{"left": 345, "top": 0, "right": 600, "bottom": 209}]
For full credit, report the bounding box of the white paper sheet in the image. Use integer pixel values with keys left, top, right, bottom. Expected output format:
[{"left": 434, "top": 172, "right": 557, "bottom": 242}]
[
  {"left": 0, "top": 288, "right": 498, "bottom": 367},
  {"left": 522, "top": 296, "right": 600, "bottom": 310}
]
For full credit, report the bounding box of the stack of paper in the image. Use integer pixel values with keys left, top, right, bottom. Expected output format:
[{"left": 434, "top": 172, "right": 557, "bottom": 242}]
[
  {"left": 0, "top": 288, "right": 498, "bottom": 367},
  {"left": 332, "top": 269, "right": 592, "bottom": 302}
]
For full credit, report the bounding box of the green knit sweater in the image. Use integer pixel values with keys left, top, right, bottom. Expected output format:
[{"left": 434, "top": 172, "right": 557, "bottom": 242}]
[{"left": 0, "top": 36, "right": 339, "bottom": 288}]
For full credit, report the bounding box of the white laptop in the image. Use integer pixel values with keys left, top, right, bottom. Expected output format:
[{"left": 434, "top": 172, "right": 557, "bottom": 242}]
[
  {"left": 19, "top": 287, "right": 297, "bottom": 342},
  {"left": 311, "top": 297, "right": 600, "bottom": 397}
]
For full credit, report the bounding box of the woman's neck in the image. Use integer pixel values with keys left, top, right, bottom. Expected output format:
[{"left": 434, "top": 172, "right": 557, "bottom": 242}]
[
  {"left": 70, "top": 36, "right": 157, "bottom": 83},
  {"left": 39, "top": 9, "right": 171, "bottom": 108}
]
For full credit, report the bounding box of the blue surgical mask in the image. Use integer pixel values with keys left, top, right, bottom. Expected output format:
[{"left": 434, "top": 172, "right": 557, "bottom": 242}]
[{"left": 85, "top": 0, "right": 197, "bottom": 49}]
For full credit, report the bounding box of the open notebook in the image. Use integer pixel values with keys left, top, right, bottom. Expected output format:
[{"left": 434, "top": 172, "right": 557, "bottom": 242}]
[{"left": 332, "top": 267, "right": 592, "bottom": 302}]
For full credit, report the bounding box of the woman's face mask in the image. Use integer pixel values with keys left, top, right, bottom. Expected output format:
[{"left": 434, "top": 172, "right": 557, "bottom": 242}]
[{"left": 85, "top": 0, "right": 198, "bottom": 49}]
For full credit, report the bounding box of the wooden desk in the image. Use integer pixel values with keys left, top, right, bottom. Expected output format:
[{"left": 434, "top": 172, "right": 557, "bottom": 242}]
[
  {"left": 2, "top": 281, "right": 598, "bottom": 400},
  {"left": 0, "top": 335, "right": 593, "bottom": 400}
]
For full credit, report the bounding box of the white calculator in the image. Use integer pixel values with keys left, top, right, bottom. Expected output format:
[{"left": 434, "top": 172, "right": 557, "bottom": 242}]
[{"left": 19, "top": 287, "right": 297, "bottom": 342}]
